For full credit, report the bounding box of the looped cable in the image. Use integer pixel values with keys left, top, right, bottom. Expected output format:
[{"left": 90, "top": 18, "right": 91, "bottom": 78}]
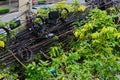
[{"left": 60, "top": 8, "right": 70, "bottom": 18}]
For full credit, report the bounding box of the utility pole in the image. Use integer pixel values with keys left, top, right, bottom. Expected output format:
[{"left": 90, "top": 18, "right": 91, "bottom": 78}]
[
  {"left": 9, "top": 0, "right": 11, "bottom": 11},
  {"left": 18, "top": 0, "right": 32, "bottom": 31}
]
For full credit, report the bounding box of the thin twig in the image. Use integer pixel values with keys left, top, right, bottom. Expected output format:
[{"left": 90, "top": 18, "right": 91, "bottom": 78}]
[
  {"left": 40, "top": 50, "right": 51, "bottom": 60},
  {"left": 8, "top": 50, "right": 27, "bottom": 69}
]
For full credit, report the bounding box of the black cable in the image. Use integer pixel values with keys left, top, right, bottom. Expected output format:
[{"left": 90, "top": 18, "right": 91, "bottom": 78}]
[{"left": 60, "top": 8, "right": 70, "bottom": 18}]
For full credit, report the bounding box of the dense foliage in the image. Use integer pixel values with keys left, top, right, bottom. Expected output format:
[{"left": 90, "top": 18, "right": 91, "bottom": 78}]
[
  {"left": 0, "top": 8, "right": 9, "bottom": 15},
  {"left": 0, "top": 1, "right": 120, "bottom": 80},
  {"left": 37, "top": 0, "right": 85, "bottom": 18},
  {"left": 25, "top": 8, "right": 120, "bottom": 80}
]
